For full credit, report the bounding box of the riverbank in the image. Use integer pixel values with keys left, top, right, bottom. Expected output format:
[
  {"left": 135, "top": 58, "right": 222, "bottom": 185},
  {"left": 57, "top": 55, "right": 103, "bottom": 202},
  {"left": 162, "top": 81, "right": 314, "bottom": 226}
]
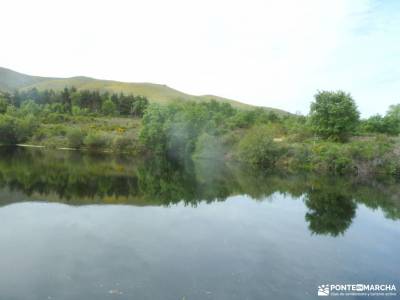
[
  {"left": 4, "top": 130, "right": 400, "bottom": 179},
  {"left": 1, "top": 90, "right": 400, "bottom": 178},
  {"left": 1, "top": 115, "right": 400, "bottom": 178}
]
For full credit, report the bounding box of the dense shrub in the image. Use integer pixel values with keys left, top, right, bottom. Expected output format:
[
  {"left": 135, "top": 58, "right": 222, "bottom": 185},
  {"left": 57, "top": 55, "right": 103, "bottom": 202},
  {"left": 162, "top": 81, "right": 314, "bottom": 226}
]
[
  {"left": 0, "top": 114, "right": 38, "bottom": 144},
  {"left": 280, "top": 143, "right": 312, "bottom": 171},
  {"left": 43, "top": 113, "right": 69, "bottom": 124},
  {"left": 15, "top": 116, "right": 39, "bottom": 142},
  {"left": 140, "top": 101, "right": 291, "bottom": 160},
  {"left": 281, "top": 136, "right": 397, "bottom": 176},
  {"left": 84, "top": 133, "right": 109, "bottom": 151},
  {"left": 309, "top": 142, "right": 354, "bottom": 174},
  {"left": 361, "top": 105, "right": 400, "bottom": 135},
  {"left": 67, "top": 129, "right": 85, "bottom": 149},
  {"left": 236, "top": 125, "right": 285, "bottom": 167}
]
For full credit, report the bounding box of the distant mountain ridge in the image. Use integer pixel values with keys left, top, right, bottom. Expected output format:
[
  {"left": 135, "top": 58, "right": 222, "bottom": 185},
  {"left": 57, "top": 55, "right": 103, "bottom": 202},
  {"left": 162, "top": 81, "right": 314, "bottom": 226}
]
[{"left": 0, "top": 66, "right": 286, "bottom": 112}]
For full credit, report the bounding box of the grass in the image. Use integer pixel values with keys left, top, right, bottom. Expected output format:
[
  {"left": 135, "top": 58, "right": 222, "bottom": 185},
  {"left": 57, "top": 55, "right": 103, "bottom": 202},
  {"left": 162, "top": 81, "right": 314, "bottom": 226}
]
[{"left": 1, "top": 66, "right": 287, "bottom": 113}]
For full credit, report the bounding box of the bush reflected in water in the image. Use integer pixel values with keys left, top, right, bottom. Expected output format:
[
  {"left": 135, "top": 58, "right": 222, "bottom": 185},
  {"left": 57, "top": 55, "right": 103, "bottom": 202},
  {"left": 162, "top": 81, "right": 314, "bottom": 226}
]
[{"left": 0, "top": 147, "right": 399, "bottom": 237}]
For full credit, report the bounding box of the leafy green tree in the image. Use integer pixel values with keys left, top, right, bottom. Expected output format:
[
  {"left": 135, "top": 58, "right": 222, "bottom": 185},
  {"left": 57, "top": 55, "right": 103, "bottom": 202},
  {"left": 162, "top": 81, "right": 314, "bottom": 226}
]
[
  {"left": 20, "top": 100, "right": 42, "bottom": 116},
  {"left": 361, "top": 114, "right": 398, "bottom": 135},
  {"left": 0, "top": 97, "right": 8, "bottom": 114},
  {"left": 310, "top": 91, "right": 360, "bottom": 141},
  {"left": 228, "top": 110, "right": 256, "bottom": 128},
  {"left": 0, "top": 114, "right": 37, "bottom": 144},
  {"left": 101, "top": 99, "right": 117, "bottom": 116},
  {"left": 48, "top": 103, "right": 64, "bottom": 113},
  {"left": 5, "top": 105, "right": 18, "bottom": 116},
  {"left": 71, "top": 105, "right": 89, "bottom": 116},
  {"left": 166, "top": 103, "right": 209, "bottom": 159},
  {"left": 118, "top": 94, "right": 133, "bottom": 115},
  {"left": 384, "top": 104, "right": 400, "bottom": 134},
  {"left": 0, "top": 115, "right": 17, "bottom": 144},
  {"left": 361, "top": 114, "right": 386, "bottom": 133},
  {"left": 140, "top": 104, "right": 170, "bottom": 155},
  {"left": 61, "top": 87, "right": 72, "bottom": 113},
  {"left": 131, "top": 96, "right": 149, "bottom": 117},
  {"left": 387, "top": 104, "right": 400, "bottom": 119},
  {"left": 360, "top": 104, "right": 400, "bottom": 135}
]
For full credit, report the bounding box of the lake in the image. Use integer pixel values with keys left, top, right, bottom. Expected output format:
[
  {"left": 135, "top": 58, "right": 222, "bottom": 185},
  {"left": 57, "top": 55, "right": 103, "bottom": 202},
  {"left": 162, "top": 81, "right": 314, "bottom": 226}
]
[{"left": 0, "top": 147, "right": 399, "bottom": 299}]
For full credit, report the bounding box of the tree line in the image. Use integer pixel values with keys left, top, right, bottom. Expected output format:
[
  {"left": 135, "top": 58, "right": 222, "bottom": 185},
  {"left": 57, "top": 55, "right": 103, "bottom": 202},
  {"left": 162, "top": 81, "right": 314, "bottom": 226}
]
[{"left": 0, "top": 87, "right": 149, "bottom": 117}]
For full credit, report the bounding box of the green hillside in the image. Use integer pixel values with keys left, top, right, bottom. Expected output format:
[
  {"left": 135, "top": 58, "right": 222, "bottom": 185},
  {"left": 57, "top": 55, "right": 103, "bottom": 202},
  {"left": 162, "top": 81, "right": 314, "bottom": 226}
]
[
  {"left": 0, "top": 67, "right": 52, "bottom": 91},
  {"left": 0, "top": 66, "right": 285, "bottom": 112}
]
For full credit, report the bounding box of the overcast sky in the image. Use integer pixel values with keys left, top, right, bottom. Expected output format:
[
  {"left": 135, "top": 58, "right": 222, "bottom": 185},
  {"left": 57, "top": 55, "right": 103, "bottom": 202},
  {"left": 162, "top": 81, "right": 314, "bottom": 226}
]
[{"left": 1, "top": 0, "right": 399, "bottom": 116}]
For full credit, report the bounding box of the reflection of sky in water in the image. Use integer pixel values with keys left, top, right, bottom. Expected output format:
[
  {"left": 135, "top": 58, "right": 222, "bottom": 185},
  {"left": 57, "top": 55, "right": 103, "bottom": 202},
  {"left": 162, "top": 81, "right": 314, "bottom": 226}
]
[{"left": 0, "top": 195, "right": 399, "bottom": 300}]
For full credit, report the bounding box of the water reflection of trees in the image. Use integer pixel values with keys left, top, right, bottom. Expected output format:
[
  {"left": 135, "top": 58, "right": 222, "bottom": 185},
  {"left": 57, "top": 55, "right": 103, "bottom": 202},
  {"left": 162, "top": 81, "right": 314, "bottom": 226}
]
[
  {"left": 0, "top": 147, "right": 399, "bottom": 236},
  {"left": 305, "top": 187, "right": 356, "bottom": 237}
]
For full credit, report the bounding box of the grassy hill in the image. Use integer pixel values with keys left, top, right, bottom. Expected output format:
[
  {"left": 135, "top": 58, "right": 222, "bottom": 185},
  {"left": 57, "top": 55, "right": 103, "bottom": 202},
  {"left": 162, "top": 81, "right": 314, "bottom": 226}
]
[
  {"left": 0, "top": 67, "right": 53, "bottom": 91},
  {"left": 0, "top": 66, "right": 285, "bottom": 112}
]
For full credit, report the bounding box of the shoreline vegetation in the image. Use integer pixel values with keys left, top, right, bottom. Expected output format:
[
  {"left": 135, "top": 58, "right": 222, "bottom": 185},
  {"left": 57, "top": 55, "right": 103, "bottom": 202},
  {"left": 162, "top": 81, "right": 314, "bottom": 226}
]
[{"left": 1, "top": 88, "right": 400, "bottom": 178}]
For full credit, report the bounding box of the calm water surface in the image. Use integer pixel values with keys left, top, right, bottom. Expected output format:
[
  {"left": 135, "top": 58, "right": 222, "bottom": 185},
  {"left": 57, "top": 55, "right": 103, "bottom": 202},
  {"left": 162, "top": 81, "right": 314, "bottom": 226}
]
[{"left": 0, "top": 147, "right": 399, "bottom": 300}]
